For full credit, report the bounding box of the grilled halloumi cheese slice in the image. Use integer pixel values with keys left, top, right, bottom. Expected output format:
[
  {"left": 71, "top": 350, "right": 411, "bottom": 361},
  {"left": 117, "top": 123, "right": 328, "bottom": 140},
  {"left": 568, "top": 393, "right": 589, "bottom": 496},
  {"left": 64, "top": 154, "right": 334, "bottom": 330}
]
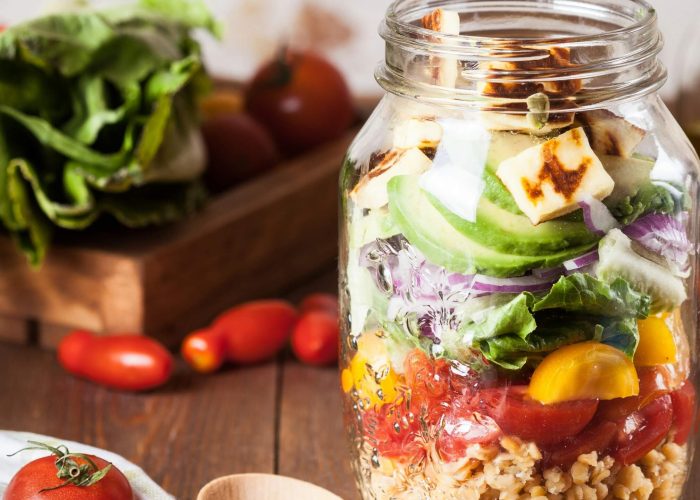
[
  {"left": 421, "top": 8, "right": 461, "bottom": 88},
  {"left": 351, "top": 148, "right": 432, "bottom": 209},
  {"left": 496, "top": 127, "right": 614, "bottom": 224},
  {"left": 392, "top": 118, "right": 443, "bottom": 153},
  {"left": 480, "top": 111, "right": 575, "bottom": 136},
  {"left": 579, "top": 109, "right": 646, "bottom": 158},
  {"left": 479, "top": 47, "right": 581, "bottom": 134}
]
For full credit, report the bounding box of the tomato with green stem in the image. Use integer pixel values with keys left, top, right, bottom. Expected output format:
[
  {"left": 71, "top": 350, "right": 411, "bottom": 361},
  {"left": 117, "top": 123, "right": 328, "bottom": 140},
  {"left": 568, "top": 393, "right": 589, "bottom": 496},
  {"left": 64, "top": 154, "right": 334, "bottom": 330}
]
[
  {"left": 246, "top": 50, "right": 354, "bottom": 156},
  {"left": 4, "top": 441, "right": 133, "bottom": 500}
]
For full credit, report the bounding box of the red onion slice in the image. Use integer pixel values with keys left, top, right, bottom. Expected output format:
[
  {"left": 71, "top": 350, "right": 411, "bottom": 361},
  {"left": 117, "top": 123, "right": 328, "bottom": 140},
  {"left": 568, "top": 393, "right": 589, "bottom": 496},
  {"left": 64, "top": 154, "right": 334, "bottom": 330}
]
[
  {"left": 580, "top": 196, "right": 619, "bottom": 236},
  {"left": 563, "top": 249, "right": 599, "bottom": 271},
  {"left": 471, "top": 274, "right": 556, "bottom": 294},
  {"left": 532, "top": 265, "right": 565, "bottom": 280},
  {"left": 622, "top": 212, "right": 693, "bottom": 273}
]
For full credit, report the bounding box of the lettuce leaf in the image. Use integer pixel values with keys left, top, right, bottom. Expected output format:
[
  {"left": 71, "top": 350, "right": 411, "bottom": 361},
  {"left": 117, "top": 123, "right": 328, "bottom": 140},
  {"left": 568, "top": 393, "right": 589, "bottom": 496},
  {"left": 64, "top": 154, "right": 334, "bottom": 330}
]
[
  {"left": 609, "top": 181, "right": 685, "bottom": 225},
  {"left": 532, "top": 273, "right": 650, "bottom": 318},
  {"left": 479, "top": 316, "right": 639, "bottom": 370},
  {"left": 478, "top": 320, "right": 596, "bottom": 370},
  {"left": 0, "top": 2, "right": 213, "bottom": 265},
  {"left": 463, "top": 293, "right": 536, "bottom": 341},
  {"left": 464, "top": 273, "right": 647, "bottom": 370}
]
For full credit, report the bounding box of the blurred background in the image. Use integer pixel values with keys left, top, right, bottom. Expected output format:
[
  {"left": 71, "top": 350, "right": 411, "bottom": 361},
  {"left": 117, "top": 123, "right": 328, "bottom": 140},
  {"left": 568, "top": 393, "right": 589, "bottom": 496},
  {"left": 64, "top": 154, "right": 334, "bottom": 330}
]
[{"left": 3, "top": 0, "right": 700, "bottom": 105}]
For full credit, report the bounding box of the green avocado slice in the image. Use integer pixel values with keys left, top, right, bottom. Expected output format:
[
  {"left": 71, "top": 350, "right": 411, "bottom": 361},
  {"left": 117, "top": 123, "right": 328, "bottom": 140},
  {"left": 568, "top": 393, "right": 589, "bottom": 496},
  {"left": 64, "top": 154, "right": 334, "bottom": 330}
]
[
  {"left": 387, "top": 175, "right": 597, "bottom": 277},
  {"left": 430, "top": 192, "right": 597, "bottom": 254}
]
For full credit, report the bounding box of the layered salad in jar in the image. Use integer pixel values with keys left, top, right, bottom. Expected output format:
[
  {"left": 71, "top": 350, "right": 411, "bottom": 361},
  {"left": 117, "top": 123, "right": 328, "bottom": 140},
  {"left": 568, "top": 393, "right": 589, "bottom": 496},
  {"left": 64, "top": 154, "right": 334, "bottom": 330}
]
[{"left": 340, "top": 8, "right": 697, "bottom": 500}]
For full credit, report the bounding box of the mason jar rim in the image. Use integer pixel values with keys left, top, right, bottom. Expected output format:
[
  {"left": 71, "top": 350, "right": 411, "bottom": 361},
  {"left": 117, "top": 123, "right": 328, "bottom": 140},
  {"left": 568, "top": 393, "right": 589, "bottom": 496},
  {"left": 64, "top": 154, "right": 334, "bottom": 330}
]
[
  {"left": 376, "top": 0, "right": 667, "bottom": 111},
  {"left": 384, "top": 0, "right": 658, "bottom": 47}
]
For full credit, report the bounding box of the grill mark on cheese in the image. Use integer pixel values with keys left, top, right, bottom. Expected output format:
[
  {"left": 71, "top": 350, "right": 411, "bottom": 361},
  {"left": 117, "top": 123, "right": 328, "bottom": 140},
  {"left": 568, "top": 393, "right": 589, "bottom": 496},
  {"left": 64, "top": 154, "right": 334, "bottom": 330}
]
[
  {"left": 604, "top": 130, "right": 621, "bottom": 156},
  {"left": 368, "top": 150, "right": 397, "bottom": 177},
  {"left": 521, "top": 137, "right": 592, "bottom": 203},
  {"left": 421, "top": 9, "right": 444, "bottom": 31}
]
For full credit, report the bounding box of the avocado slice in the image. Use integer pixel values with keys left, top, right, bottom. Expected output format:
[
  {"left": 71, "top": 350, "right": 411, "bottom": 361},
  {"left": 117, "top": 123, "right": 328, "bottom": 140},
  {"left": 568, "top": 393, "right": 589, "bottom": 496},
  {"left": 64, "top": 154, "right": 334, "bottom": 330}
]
[
  {"left": 481, "top": 132, "right": 543, "bottom": 214},
  {"left": 430, "top": 193, "right": 597, "bottom": 254},
  {"left": 387, "top": 175, "right": 597, "bottom": 277}
]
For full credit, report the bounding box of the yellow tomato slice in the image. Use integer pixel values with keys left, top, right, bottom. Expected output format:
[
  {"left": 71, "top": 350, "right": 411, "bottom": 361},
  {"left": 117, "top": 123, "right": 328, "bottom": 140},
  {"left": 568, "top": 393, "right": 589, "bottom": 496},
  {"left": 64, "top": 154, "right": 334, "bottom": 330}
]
[
  {"left": 341, "top": 331, "right": 399, "bottom": 409},
  {"left": 529, "top": 341, "right": 639, "bottom": 404},
  {"left": 634, "top": 315, "right": 677, "bottom": 367}
]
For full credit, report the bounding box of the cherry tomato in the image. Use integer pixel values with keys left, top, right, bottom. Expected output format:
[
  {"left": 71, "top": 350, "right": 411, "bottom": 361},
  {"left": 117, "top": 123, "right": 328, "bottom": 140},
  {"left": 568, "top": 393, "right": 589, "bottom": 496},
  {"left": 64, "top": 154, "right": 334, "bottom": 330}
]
[
  {"left": 477, "top": 386, "right": 599, "bottom": 445},
  {"left": 201, "top": 112, "right": 279, "bottom": 192},
  {"left": 435, "top": 395, "right": 502, "bottom": 462},
  {"left": 4, "top": 443, "right": 133, "bottom": 500},
  {"left": 670, "top": 380, "right": 696, "bottom": 444},
  {"left": 612, "top": 394, "right": 673, "bottom": 465},
  {"left": 212, "top": 300, "right": 298, "bottom": 364},
  {"left": 543, "top": 420, "right": 618, "bottom": 468},
  {"left": 363, "top": 404, "right": 426, "bottom": 465},
  {"left": 58, "top": 331, "right": 173, "bottom": 391},
  {"left": 299, "top": 293, "right": 338, "bottom": 315},
  {"left": 596, "top": 366, "right": 671, "bottom": 422},
  {"left": 245, "top": 50, "right": 354, "bottom": 156},
  {"left": 181, "top": 328, "right": 226, "bottom": 374},
  {"left": 291, "top": 311, "right": 339, "bottom": 366}
]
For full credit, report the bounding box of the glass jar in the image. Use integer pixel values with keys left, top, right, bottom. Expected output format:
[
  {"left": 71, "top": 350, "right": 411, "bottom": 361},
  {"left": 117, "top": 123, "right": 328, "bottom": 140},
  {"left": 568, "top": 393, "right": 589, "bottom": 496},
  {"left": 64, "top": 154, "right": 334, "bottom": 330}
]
[{"left": 339, "top": 1, "right": 699, "bottom": 498}]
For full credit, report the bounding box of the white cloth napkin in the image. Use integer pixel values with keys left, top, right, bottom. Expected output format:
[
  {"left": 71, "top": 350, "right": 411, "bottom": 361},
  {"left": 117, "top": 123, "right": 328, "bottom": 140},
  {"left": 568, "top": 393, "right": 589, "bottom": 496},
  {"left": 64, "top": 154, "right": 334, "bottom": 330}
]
[{"left": 0, "top": 431, "right": 174, "bottom": 499}]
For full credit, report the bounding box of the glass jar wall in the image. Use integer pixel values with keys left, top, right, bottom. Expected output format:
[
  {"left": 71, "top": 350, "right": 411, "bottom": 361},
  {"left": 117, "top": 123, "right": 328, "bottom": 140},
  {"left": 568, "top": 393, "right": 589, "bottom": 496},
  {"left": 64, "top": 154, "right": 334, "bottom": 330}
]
[{"left": 339, "top": 1, "right": 699, "bottom": 498}]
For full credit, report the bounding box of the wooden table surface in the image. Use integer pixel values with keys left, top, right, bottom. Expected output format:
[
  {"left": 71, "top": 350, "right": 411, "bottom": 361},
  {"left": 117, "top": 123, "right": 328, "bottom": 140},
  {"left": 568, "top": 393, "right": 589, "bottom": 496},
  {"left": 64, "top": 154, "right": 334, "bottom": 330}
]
[{"left": 0, "top": 267, "right": 698, "bottom": 500}]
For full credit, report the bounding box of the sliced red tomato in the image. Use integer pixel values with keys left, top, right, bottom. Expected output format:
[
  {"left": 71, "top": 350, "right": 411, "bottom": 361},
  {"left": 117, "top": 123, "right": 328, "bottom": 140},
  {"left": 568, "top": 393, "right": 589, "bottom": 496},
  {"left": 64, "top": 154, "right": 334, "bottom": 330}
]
[
  {"left": 435, "top": 395, "right": 501, "bottom": 462},
  {"left": 363, "top": 403, "right": 426, "bottom": 465},
  {"left": 543, "top": 420, "right": 618, "bottom": 468},
  {"left": 477, "top": 386, "right": 598, "bottom": 445},
  {"left": 670, "top": 380, "right": 696, "bottom": 444},
  {"left": 596, "top": 366, "right": 671, "bottom": 422},
  {"left": 612, "top": 394, "right": 673, "bottom": 465}
]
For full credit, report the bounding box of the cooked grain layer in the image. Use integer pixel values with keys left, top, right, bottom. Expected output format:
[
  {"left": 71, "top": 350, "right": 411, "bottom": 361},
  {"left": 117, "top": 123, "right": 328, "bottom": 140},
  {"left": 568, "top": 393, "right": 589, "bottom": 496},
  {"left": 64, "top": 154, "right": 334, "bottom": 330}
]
[{"left": 363, "top": 437, "right": 688, "bottom": 499}]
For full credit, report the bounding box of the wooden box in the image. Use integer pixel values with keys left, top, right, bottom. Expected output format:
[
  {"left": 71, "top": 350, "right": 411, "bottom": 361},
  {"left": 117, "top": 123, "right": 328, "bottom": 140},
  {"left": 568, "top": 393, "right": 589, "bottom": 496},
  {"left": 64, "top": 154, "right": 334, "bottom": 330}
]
[{"left": 0, "top": 131, "right": 355, "bottom": 348}]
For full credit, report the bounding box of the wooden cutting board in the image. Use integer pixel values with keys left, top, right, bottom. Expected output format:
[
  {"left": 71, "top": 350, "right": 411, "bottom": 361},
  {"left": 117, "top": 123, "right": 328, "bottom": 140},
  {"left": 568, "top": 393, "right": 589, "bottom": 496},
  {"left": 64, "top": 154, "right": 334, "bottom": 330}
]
[{"left": 0, "top": 129, "right": 356, "bottom": 348}]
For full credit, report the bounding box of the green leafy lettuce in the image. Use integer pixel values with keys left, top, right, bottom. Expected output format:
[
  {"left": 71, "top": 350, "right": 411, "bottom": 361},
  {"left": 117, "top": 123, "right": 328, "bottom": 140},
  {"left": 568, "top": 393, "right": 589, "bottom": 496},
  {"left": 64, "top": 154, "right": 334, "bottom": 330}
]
[
  {"left": 0, "top": 0, "right": 216, "bottom": 265},
  {"left": 463, "top": 273, "right": 650, "bottom": 370},
  {"left": 608, "top": 181, "right": 687, "bottom": 225}
]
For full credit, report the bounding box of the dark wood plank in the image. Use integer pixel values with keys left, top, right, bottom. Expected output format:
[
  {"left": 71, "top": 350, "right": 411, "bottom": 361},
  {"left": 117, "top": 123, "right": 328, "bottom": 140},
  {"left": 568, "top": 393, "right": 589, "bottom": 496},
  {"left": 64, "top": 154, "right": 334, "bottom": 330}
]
[
  {"left": 0, "top": 343, "right": 278, "bottom": 499},
  {"left": 276, "top": 268, "right": 358, "bottom": 498},
  {"left": 277, "top": 362, "right": 358, "bottom": 500},
  {"left": 0, "top": 316, "right": 29, "bottom": 344}
]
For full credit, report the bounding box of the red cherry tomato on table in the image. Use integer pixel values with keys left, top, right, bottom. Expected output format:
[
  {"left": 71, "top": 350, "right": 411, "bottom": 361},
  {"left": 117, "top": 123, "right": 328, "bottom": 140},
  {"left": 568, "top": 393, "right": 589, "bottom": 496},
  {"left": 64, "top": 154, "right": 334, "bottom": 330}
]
[
  {"left": 291, "top": 311, "right": 339, "bottom": 366},
  {"left": 670, "top": 380, "right": 696, "bottom": 444},
  {"left": 299, "top": 293, "right": 338, "bottom": 315},
  {"left": 477, "top": 386, "right": 599, "bottom": 445},
  {"left": 612, "top": 394, "right": 673, "bottom": 465},
  {"left": 245, "top": 50, "right": 355, "bottom": 156},
  {"left": 201, "top": 112, "right": 279, "bottom": 192},
  {"left": 58, "top": 331, "right": 173, "bottom": 391},
  {"left": 212, "top": 299, "right": 298, "bottom": 364},
  {"left": 4, "top": 443, "right": 133, "bottom": 500},
  {"left": 180, "top": 328, "right": 226, "bottom": 374}
]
